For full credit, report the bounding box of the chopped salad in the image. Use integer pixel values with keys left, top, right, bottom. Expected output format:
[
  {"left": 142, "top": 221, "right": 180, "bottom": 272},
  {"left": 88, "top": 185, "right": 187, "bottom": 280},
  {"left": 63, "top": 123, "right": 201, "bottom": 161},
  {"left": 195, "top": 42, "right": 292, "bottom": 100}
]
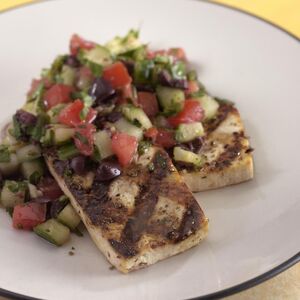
[{"left": 0, "top": 30, "right": 228, "bottom": 246}]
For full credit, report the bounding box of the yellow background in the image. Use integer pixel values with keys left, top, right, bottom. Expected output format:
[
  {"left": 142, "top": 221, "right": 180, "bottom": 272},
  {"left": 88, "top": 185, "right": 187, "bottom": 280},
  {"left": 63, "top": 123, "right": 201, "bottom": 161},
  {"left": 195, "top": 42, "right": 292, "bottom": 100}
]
[
  {"left": 0, "top": 0, "right": 299, "bottom": 38},
  {"left": 0, "top": 0, "right": 299, "bottom": 299}
]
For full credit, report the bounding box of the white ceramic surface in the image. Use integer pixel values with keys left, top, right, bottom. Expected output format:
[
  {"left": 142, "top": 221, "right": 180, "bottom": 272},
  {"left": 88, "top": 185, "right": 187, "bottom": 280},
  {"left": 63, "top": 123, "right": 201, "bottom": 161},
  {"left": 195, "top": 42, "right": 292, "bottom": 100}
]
[{"left": 0, "top": 0, "right": 299, "bottom": 299}]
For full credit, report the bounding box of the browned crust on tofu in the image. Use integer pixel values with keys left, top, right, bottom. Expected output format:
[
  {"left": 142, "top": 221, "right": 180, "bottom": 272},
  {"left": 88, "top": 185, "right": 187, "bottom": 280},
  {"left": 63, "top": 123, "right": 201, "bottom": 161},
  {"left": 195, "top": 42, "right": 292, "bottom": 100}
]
[{"left": 45, "top": 147, "right": 208, "bottom": 272}]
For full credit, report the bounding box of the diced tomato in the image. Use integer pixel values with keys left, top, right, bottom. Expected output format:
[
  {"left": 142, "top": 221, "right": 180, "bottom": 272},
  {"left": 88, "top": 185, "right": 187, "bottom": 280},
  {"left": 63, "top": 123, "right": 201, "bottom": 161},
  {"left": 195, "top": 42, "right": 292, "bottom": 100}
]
[
  {"left": 103, "top": 62, "right": 132, "bottom": 89},
  {"left": 115, "top": 84, "right": 138, "bottom": 106},
  {"left": 44, "top": 84, "right": 73, "bottom": 109},
  {"left": 74, "top": 124, "right": 96, "bottom": 156},
  {"left": 155, "top": 128, "right": 176, "bottom": 148},
  {"left": 70, "top": 34, "right": 96, "bottom": 56},
  {"left": 111, "top": 132, "right": 138, "bottom": 167},
  {"left": 186, "top": 80, "right": 199, "bottom": 95},
  {"left": 168, "top": 48, "right": 186, "bottom": 60},
  {"left": 137, "top": 92, "right": 159, "bottom": 117},
  {"left": 58, "top": 99, "right": 97, "bottom": 127},
  {"left": 167, "top": 100, "right": 204, "bottom": 127},
  {"left": 37, "top": 177, "right": 64, "bottom": 200},
  {"left": 13, "top": 203, "right": 46, "bottom": 230},
  {"left": 144, "top": 127, "right": 159, "bottom": 140}
]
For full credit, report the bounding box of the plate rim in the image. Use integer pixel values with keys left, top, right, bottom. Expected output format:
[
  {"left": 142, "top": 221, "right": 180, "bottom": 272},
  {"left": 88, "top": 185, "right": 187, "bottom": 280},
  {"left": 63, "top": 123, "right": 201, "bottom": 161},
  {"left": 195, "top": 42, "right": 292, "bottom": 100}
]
[{"left": 0, "top": 0, "right": 299, "bottom": 299}]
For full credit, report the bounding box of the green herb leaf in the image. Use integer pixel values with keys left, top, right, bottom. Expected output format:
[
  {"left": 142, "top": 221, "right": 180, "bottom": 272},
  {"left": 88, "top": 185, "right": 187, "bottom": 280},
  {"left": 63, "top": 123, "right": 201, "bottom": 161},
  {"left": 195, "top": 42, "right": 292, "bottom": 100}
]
[
  {"left": 57, "top": 143, "right": 80, "bottom": 160},
  {"left": 0, "top": 145, "right": 10, "bottom": 163},
  {"left": 29, "top": 171, "right": 42, "bottom": 185},
  {"left": 30, "top": 113, "right": 49, "bottom": 142},
  {"left": 27, "top": 82, "right": 44, "bottom": 103},
  {"left": 91, "top": 147, "right": 101, "bottom": 162},
  {"left": 79, "top": 95, "right": 94, "bottom": 121},
  {"left": 49, "top": 55, "right": 67, "bottom": 83},
  {"left": 87, "top": 61, "right": 103, "bottom": 76},
  {"left": 74, "top": 131, "right": 89, "bottom": 145},
  {"left": 11, "top": 115, "right": 22, "bottom": 139},
  {"left": 134, "top": 59, "right": 155, "bottom": 85},
  {"left": 7, "top": 181, "right": 27, "bottom": 194},
  {"left": 138, "top": 140, "right": 152, "bottom": 155}
]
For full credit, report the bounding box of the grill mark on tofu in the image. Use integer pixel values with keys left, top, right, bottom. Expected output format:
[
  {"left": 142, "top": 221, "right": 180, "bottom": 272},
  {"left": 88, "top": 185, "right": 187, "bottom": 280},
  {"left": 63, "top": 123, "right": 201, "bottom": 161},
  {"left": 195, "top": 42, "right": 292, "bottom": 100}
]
[
  {"left": 158, "top": 179, "right": 203, "bottom": 241},
  {"left": 109, "top": 151, "right": 171, "bottom": 257},
  {"left": 48, "top": 147, "right": 206, "bottom": 261}
]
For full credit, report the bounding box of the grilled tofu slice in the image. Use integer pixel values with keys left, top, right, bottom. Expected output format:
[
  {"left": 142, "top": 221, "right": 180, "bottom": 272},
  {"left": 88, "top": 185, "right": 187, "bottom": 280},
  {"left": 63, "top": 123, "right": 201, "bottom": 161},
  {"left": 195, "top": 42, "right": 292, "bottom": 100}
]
[
  {"left": 45, "top": 147, "right": 208, "bottom": 273},
  {"left": 180, "top": 104, "right": 254, "bottom": 192}
]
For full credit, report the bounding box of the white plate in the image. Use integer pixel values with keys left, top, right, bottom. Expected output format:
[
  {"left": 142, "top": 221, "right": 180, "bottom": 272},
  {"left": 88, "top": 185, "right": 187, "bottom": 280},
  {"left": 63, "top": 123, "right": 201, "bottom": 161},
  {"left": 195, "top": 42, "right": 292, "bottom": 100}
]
[{"left": 0, "top": 0, "right": 299, "bottom": 299}]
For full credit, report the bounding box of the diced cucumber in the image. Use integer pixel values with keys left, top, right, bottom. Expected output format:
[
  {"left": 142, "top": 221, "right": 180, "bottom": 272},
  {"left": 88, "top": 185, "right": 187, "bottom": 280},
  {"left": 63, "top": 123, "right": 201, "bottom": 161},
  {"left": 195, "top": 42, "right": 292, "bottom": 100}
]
[
  {"left": 44, "top": 126, "right": 74, "bottom": 145},
  {"left": 57, "top": 203, "right": 81, "bottom": 230},
  {"left": 57, "top": 143, "right": 80, "bottom": 160},
  {"left": 0, "top": 180, "right": 26, "bottom": 208},
  {"left": 60, "top": 65, "right": 76, "bottom": 86},
  {"left": 173, "top": 147, "right": 203, "bottom": 167},
  {"left": 33, "top": 219, "right": 70, "bottom": 246},
  {"left": 0, "top": 153, "right": 19, "bottom": 176},
  {"left": 83, "top": 45, "right": 112, "bottom": 67},
  {"left": 105, "top": 29, "right": 141, "bottom": 55},
  {"left": 2, "top": 123, "right": 18, "bottom": 146},
  {"left": 47, "top": 103, "right": 67, "bottom": 124},
  {"left": 20, "top": 159, "right": 45, "bottom": 180},
  {"left": 196, "top": 95, "right": 219, "bottom": 120},
  {"left": 175, "top": 122, "right": 204, "bottom": 143},
  {"left": 114, "top": 118, "right": 143, "bottom": 141},
  {"left": 28, "top": 183, "right": 42, "bottom": 199},
  {"left": 121, "top": 105, "right": 152, "bottom": 129},
  {"left": 156, "top": 86, "right": 185, "bottom": 115},
  {"left": 94, "top": 130, "right": 113, "bottom": 159},
  {"left": 16, "top": 144, "right": 41, "bottom": 162}
]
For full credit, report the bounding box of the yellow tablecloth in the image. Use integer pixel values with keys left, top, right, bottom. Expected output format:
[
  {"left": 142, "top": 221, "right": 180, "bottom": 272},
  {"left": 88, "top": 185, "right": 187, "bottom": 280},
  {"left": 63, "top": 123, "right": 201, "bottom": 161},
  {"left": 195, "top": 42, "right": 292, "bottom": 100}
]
[{"left": 0, "top": 1, "right": 299, "bottom": 299}]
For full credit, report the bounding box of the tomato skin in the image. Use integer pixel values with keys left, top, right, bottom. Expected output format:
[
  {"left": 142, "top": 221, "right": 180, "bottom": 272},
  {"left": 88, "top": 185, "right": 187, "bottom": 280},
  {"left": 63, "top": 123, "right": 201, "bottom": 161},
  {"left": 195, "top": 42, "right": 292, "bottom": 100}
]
[
  {"left": 58, "top": 99, "right": 97, "bottom": 127},
  {"left": 44, "top": 84, "right": 73, "bottom": 109},
  {"left": 37, "top": 177, "right": 64, "bottom": 200},
  {"left": 111, "top": 132, "right": 138, "bottom": 167},
  {"left": 137, "top": 92, "right": 159, "bottom": 117},
  {"left": 167, "top": 100, "right": 204, "bottom": 127},
  {"left": 144, "top": 127, "right": 158, "bottom": 140},
  {"left": 70, "top": 34, "right": 95, "bottom": 56},
  {"left": 103, "top": 62, "right": 132, "bottom": 89},
  {"left": 13, "top": 203, "right": 46, "bottom": 230},
  {"left": 155, "top": 128, "right": 176, "bottom": 148},
  {"left": 74, "top": 124, "right": 96, "bottom": 156}
]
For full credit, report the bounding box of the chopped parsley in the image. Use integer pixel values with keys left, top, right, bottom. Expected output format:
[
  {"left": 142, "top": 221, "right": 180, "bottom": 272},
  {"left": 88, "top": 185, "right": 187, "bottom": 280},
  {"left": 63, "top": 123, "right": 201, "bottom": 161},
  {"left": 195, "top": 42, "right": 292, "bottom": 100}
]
[
  {"left": 79, "top": 95, "right": 94, "bottom": 121},
  {"left": 0, "top": 145, "right": 10, "bottom": 163}
]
